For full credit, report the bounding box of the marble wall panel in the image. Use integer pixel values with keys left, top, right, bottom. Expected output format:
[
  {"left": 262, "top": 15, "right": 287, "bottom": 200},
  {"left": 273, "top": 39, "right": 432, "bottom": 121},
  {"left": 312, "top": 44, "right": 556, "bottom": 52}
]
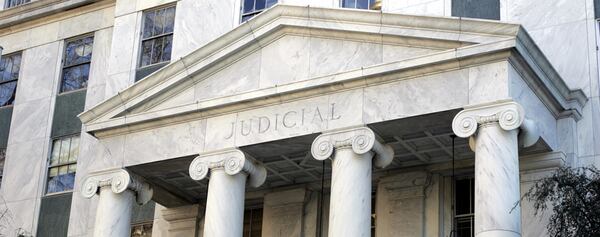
[
  {"left": 171, "top": 0, "right": 236, "bottom": 60},
  {"left": 7, "top": 98, "right": 52, "bottom": 145},
  {"left": 259, "top": 35, "right": 310, "bottom": 88},
  {"left": 262, "top": 188, "right": 306, "bottom": 237},
  {"left": 79, "top": 134, "right": 125, "bottom": 173},
  {"left": 15, "top": 42, "right": 60, "bottom": 104},
  {"left": 1, "top": 138, "right": 47, "bottom": 202},
  {"left": 556, "top": 117, "right": 578, "bottom": 159},
  {"left": 86, "top": 28, "right": 112, "bottom": 109},
  {"left": 576, "top": 101, "right": 595, "bottom": 158},
  {"left": 0, "top": 198, "right": 40, "bottom": 236},
  {"left": 382, "top": 44, "right": 440, "bottom": 63},
  {"left": 194, "top": 50, "right": 261, "bottom": 101},
  {"left": 363, "top": 69, "right": 469, "bottom": 123},
  {"left": 57, "top": 7, "right": 114, "bottom": 40},
  {"left": 591, "top": 97, "right": 600, "bottom": 155},
  {"left": 107, "top": 13, "right": 139, "bottom": 76},
  {"left": 506, "top": 0, "right": 586, "bottom": 31},
  {"left": 520, "top": 170, "right": 553, "bottom": 237},
  {"left": 468, "top": 61, "right": 510, "bottom": 104},
  {"left": 27, "top": 22, "right": 60, "bottom": 48},
  {"left": 509, "top": 65, "right": 558, "bottom": 150},
  {"left": 382, "top": 0, "right": 446, "bottom": 16},
  {"left": 123, "top": 120, "right": 206, "bottom": 166},
  {"left": 105, "top": 71, "right": 135, "bottom": 99},
  {"left": 527, "top": 21, "right": 591, "bottom": 96},
  {"left": 308, "top": 37, "right": 383, "bottom": 78}
]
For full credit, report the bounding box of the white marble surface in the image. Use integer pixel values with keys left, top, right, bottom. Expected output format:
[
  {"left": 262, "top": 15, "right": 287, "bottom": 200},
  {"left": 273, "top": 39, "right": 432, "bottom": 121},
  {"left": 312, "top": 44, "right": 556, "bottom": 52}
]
[
  {"left": 328, "top": 148, "right": 373, "bottom": 237},
  {"left": 15, "top": 42, "right": 60, "bottom": 104},
  {"left": 93, "top": 187, "right": 135, "bottom": 237},
  {"left": 259, "top": 35, "right": 310, "bottom": 88},
  {"left": 171, "top": 0, "right": 235, "bottom": 60},
  {"left": 262, "top": 188, "right": 307, "bottom": 237},
  {"left": 468, "top": 61, "right": 510, "bottom": 105},
  {"left": 203, "top": 170, "right": 246, "bottom": 237},
  {"left": 382, "top": 0, "right": 447, "bottom": 16}
]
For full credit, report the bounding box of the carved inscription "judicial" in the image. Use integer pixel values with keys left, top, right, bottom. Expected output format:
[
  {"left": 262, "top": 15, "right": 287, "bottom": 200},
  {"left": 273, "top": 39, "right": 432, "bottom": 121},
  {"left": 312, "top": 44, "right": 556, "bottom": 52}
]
[{"left": 224, "top": 103, "right": 342, "bottom": 139}]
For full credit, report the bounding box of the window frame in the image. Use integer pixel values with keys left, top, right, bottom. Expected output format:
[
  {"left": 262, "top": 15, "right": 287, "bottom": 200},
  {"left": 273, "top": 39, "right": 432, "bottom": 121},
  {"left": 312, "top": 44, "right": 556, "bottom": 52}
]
[
  {"left": 4, "top": 0, "right": 31, "bottom": 9},
  {"left": 340, "top": 0, "right": 376, "bottom": 10},
  {"left": 45, "top": 134, "right": 80, "bottom": 195},
  {"left": 59, "top": 33, "right": 95, "bottom": 94},
  {"left": 0, "top": 52, "right": 22, "bottom": 108},
  {"left": 240, "top": 0, "right": 278, "bottom": 23},
  {"left": 137, "top": 4, "right": 176, "bottom": 70}
]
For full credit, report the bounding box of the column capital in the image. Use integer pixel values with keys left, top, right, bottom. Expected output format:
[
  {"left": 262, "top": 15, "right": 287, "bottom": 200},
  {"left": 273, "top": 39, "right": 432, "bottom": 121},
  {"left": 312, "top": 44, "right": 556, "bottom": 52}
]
[
  {"left": 188, "top": 148, "right": 267, "bottom": 188},
  {"left": 81, "top": 169, "right": 153, "bottom": 205},
  {"left": 311, "top": 126, "right": 394, "bottom": 168},
  {"left": 452, "top": 101, "right": 525, "bottom": 138}
]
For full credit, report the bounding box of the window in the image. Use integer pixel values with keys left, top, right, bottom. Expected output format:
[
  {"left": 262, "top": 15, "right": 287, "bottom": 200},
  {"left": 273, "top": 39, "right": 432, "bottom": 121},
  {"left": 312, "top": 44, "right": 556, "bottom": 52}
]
[
  {"left": 455, "top": 177, "right": 475, "bottom": 237},
  {"left": 46, "top": 135, "right": 79, "bottom": 194},
  {"left": 60, "top": 36, "right": 94, "bottom": 93},
  {"left": 4, "top": 0, "right": 30, "bottom": 9},
  {"left": 241, "top": 0, "right": 277, "bottom": 22},
  {"left": 0, "top": 53, "right": 21, "bottom": 107},
  {"left": 243, "top": 208, "right": 263, "bottom": 237},
  {"left": 341, "top": 0, "right": 376, "bottom": 10},
  {"left": 451, "top": 0, "right": 500, "bottom": 20},
  {"left": 139, "top": 5, "right": 175, "bottom": 69},
  {"left": 0, "top": 148, "right": 5, "bottom": 189}
]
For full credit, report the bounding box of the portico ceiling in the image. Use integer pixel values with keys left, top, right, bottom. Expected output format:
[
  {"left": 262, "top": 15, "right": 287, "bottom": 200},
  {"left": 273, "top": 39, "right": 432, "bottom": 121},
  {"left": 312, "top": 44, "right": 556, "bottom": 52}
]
[{"left": 129, "top": 110, "right": 549, "bottom": 207}]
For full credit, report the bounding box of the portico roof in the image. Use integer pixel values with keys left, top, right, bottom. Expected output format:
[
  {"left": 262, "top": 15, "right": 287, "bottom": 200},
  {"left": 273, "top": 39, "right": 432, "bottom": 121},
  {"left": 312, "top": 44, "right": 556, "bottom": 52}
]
[{"left": 79, "top": 4, "right": 586, "bottom": 137}]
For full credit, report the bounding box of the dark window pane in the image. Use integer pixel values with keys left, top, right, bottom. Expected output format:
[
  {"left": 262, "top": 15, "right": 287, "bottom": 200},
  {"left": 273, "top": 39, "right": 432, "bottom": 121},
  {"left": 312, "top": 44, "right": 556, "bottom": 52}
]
[
  {"left": 143, "top": 11, "right": 155, "bottom": 39},
  {"left": 164, "top": 6, "right": 176, "bottom": 33},
  {"left": 0, "top": 53, "right": 21, "bottom": 82},
  {"left": 456, "top": 216, "right": 474, "bottom": 237},
  {"left": 0, "top": 149, "right": 5, "bottom": 178},
  {"left": 243, "top": 208, "right": 263, "bottom": 237},
  {"left": 452, "top": 0, "right": 500, "bottom": 20},
  {"left": 266, "top": 0, "right": 277, "bottom": 8},
  {"left": 141, "top": 40, "right": 153, "bottom": 67},
  {"left": 455, "top": 179, "right": 473, "bottom": 215},
  {"left": 244, "top": 0, "right": 255, "bottom": 13},
  {"left": 61, "top": 64, "right": 90, "bottom": 92},
  {"left": 46, "top": 172, "right": 75, "bottom": 193},
  {"left": 153, "top": 9, "right": 166, "bottom": 36},
  {"left": 342, "top": 0, "right": 356, "bottom": 8},
  {"left": 357, "top": 0, "right": 369, "bottom": 9},
  {"left": 0, "top": 82, "right": 17, "bottom": 107},
  {"left": 255, "top": 0, "right": 266, "bottom": 10},
  {"left": 151, "top": 37, "right": 164, "bottom": 64},
  {"left": 162, "top": 35, "right": 173, "bottom": 62}
]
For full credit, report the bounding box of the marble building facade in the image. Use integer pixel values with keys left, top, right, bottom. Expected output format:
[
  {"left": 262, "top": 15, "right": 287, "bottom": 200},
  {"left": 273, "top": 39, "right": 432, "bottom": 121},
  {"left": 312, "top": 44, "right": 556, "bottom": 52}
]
[{"left": 0, "top": 0, "right": 597, "bottom": 237}]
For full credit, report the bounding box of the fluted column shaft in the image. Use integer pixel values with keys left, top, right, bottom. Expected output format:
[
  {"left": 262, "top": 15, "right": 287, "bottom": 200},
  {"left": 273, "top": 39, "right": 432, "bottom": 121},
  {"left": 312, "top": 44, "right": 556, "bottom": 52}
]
[
  {"left": 453, "top": 101, "right": 539, "bottom": 237},
  {"left": 203, "top": 169, "right": 247, "bottom": 237},
  {"left": 81, "top": 169, "right": 153, "bottom": 237},
  {"left": 189, "top": 149, "right": 267, "bottom": 237},
  {"left": 311, "top": 127, "right": 394, "bottom": 237}
]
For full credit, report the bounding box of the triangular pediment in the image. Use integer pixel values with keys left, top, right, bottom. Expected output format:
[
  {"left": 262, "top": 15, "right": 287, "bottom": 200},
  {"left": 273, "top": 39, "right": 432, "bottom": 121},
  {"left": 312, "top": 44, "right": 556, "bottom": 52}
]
[{"left": 80, "top": 4, "right": 585, "bottom": 136}]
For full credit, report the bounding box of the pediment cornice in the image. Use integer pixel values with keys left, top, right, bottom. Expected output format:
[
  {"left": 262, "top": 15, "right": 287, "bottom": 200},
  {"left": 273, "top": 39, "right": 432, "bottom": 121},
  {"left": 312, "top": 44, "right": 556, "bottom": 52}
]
[{"left": 79, "top": 4, "right": 587, "bottom": 137}]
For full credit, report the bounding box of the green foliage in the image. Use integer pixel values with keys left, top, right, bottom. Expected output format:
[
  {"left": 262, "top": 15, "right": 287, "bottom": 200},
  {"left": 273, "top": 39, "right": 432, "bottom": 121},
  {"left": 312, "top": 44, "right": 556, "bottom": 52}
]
[{"left": 523, "top": 166, "right": 600, "bottom": 237}]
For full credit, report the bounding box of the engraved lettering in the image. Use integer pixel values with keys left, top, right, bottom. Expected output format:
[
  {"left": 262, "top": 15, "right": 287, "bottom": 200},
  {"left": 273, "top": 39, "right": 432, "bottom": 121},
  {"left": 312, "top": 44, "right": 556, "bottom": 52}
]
[
  {"left": 258, "top": 116, "right": 270, "bottom": 133},
  {"left": 283, "top": 111, "right": 297, "bottom": 128},
  {"left": 241, "top": 119, "right": 252, "bottom": 136},
  {"left": 312, "top": 107, "right": 324, "bottom": 123},
  {"left": 330, "top": 103, "right": 341, "bottom": 120},
  {"left": 224, "top": 122, "right": 235, "bottom": 139}
]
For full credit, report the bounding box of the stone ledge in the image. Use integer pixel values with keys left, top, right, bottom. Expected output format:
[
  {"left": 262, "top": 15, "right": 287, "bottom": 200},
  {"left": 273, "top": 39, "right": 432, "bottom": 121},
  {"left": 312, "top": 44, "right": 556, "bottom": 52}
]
[{"left": 0, "top": 0, "right": 100, "bottom": 29}]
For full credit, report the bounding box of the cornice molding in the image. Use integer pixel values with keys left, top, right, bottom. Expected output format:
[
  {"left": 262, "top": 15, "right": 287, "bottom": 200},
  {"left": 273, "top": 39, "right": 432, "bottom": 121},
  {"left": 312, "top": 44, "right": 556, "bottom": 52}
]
[
  {"left": 311, "top": 126, "right": 394, "bottom": 168},
  {"left": 0, "top": 0, "right": 102, "bottom": 29},
  {"left": 188, "top": 148, "right": 267, "bottom": 188},
  {"left": 81, "top": 168, "right": 153, "bottom": 205}
]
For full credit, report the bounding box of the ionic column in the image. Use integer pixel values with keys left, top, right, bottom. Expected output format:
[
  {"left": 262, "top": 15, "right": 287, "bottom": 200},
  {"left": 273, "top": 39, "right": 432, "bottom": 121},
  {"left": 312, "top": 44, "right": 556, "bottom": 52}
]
[
  {"left": 311, "top": 127, "right": 394, "bottom": 237},
  {"left": 81, "top": 169, "right": 153, "bottom": 237},
  {"left": 188, "top": 149, "right": 267, "bottom": 237},
  {"left": 452, "top": 101, "right": 539, "bottom": 237}
]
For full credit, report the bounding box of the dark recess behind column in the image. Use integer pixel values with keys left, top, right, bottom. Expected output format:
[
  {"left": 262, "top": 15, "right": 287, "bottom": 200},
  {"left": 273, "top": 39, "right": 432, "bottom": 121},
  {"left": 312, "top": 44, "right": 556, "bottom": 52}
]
[{"left": 51, "top": 90, "right": 87, "bottom": 138}]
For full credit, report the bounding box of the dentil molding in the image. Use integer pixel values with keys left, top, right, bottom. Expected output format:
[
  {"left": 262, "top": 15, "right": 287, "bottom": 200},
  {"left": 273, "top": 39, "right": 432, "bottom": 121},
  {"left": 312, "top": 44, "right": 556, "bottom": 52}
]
[
  {"left": 311, "top": 126, "right": 394, "bottom": 168},
  {"left": 81, "top": 169, "right": 153, "bottom": 205},
  {"left": 188, "top": 148, "right": 267, "bottom": 188}
]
